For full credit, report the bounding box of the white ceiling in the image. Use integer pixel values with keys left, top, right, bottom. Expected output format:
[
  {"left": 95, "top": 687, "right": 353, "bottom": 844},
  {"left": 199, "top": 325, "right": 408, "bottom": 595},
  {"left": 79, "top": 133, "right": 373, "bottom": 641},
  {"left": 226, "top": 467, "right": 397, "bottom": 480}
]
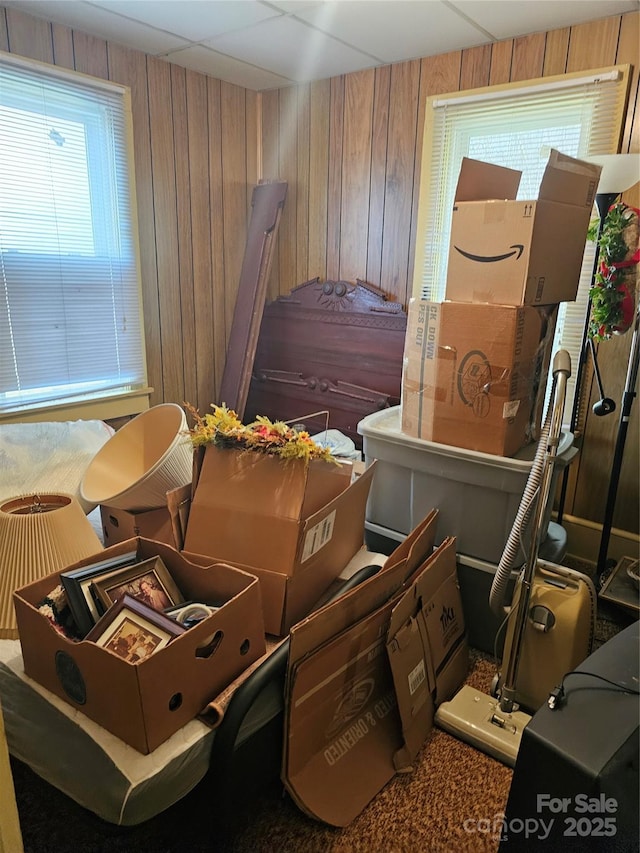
[{"left": 4, "top": 0, "right": 639, "bottom": 90}]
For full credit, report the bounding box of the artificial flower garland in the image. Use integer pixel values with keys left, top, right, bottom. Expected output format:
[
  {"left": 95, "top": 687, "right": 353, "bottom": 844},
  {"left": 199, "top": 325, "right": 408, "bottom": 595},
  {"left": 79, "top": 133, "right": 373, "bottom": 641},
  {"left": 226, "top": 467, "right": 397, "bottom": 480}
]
[
  {"left": 185, "top": 402, "right": 338, "bottom": 464},
  {"left": 588, "top": 201, "right": 639, "bottom": 341}
]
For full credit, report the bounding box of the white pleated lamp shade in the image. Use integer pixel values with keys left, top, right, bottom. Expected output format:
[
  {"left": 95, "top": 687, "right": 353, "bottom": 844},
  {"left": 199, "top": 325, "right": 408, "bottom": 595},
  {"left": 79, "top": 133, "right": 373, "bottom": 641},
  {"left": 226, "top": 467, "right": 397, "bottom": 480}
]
[
  {"left": 79, "top": 404, "right": 193, "bottom": 512},
  {"left": 0, "top": 493, "right": 103, "bottom": 639}
]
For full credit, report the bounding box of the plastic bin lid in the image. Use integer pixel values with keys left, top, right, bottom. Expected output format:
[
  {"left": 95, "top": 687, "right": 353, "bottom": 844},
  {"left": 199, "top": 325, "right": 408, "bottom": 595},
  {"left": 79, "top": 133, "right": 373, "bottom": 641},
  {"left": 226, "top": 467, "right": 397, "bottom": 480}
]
[{"left": 356, "top": 407, "right": 573, "bottom": 472}]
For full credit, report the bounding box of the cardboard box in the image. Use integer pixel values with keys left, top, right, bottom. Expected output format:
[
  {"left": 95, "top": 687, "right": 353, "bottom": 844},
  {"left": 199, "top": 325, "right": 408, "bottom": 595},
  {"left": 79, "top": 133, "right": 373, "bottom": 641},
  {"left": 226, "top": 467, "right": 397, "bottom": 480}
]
[
  {"left": 282, "top": 510, "right": 468, "bottom": 826},
  {"left": 179, "top": 448, "right": 375, "bottom": 635},
  {"left": 100, "top": 504, "right": 176, "bottom": 548},
  {"left": 445, "top": 149, "right": 601, "bottom": 306},
  {"left": 13, "top": 538, "right": 266, "bottom": 754},
  {"left": 401, "top": 299, "right": 557, "bottom": 456},
  {"left": 386, "top": 537, "right": 468, "bottom": 771},
  {"left": 185, "top": 446, "right": 353, "bottom": 577}
]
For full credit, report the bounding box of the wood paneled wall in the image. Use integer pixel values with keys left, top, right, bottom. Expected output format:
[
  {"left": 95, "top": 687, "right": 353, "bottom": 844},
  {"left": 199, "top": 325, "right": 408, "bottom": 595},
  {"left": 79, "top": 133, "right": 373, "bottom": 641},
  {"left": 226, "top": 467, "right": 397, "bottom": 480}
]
[
  {"left": 1, "top": 6, "right": 638, "bottom": 535},
  {"left": 261, "top": 11, "right": 640, "bottom": 537}
]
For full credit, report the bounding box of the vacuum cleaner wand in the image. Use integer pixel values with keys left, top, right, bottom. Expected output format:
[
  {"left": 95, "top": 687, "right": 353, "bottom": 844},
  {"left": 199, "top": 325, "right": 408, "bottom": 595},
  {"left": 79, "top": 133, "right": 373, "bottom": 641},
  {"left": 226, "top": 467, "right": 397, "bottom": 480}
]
[{"left": 498, "top": 350, "right": 571, "bottom": 713}]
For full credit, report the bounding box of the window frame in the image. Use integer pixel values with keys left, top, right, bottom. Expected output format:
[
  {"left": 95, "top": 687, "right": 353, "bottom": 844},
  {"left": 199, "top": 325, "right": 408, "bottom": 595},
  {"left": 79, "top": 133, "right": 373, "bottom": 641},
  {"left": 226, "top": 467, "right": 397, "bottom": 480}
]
[{"left": 0, "top": 51, "right": 151, "bottom": 424}]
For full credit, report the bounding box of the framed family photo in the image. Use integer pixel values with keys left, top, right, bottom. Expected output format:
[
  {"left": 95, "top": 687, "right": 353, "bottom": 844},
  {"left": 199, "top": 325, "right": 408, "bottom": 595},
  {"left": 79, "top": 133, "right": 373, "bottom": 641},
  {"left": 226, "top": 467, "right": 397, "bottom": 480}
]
[
  {"left": 91, "top": 556, "right": 184, "bottom": 614},
  {"left": 85, "top": 593, "right": 186, "bottom": 662},
  {"left": 60, "top": 550, "right": 139, "bottom": 637}
]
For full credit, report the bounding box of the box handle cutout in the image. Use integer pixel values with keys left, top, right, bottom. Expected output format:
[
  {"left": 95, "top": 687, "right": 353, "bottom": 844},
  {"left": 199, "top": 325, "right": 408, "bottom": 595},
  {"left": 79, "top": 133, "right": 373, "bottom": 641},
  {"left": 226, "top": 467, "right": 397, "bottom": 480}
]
[
  {"left": 195, "top": 630, "right": 223, "bottom": 659},
  {"left": 168, "top": 693, "right": 183, "bottom": 711},
  {"left": 240, "top": 638, "right": 251, "bottom": 656}
]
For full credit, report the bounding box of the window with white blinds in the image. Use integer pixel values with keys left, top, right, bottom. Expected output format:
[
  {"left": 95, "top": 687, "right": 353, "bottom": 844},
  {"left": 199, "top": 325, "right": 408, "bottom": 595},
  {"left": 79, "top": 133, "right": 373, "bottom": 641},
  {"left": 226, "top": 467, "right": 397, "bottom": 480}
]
[
  {"left": 413, "top": 65, "right": 630, "bottom": 421},
  {"left": 0, "top": 52, "right": 148, "bottom": 418}
]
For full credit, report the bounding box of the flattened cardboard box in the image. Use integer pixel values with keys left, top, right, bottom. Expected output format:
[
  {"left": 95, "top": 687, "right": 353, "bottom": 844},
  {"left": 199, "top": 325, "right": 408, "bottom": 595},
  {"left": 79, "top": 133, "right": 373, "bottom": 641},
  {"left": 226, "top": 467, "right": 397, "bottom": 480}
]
[
  {"left": 13, "top": 538, "right": 266, "bottom": 754},
  {"left": 100, "top": 504, "right": 176, "bottom": 549},
  {"left": 445, "top": 149, "right": 601, "bottom": 306},
  {"left": 178, "top": 453, "right": 376, "bottom": 635},
  {"left": 402, "top": 299, "right": 557, "bottom": 456},
  {"left": 283, "top": 510, "right": 468, "bottom": 826},
  {"left": 386, "top": 537, "right": 468, "bottom": 772},
  {"left": 185, "top": 446, "right": 353, "bottom": 577}
]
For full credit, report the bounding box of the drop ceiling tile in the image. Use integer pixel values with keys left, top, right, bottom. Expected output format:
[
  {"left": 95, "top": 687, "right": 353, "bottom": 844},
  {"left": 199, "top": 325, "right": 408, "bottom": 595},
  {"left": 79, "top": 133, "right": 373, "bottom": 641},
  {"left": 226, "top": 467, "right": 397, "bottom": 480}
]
[
  {"left": 450, "top": 0, "right": 639, "bottom": 41},
  {"left": 2, "top": 0, "right": 189, "bottom": 53},
  {"left": 91, "top": 0, "right": 282, "bottom": 43},
  {"left": 203, "top": 14, "right": 379, "bottom": 82},
  {"left": 293, "top": 0, "right": 490, "bottom": 64},
  {"left": 164, "top": 43, "right": 294, "bottom": 90}
]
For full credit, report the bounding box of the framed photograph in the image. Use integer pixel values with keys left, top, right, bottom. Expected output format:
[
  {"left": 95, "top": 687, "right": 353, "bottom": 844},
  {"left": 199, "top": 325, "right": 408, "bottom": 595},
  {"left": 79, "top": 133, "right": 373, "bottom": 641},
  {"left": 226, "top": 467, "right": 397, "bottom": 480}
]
[
  {"left": 60, "top": 550, "right": 139, "bottom": 638},
  {"left": 85, "top": 593, "right": 185, "bottom": 661},
  {"left": 91, "top": 556, "right": 184, "bottom": 614}
]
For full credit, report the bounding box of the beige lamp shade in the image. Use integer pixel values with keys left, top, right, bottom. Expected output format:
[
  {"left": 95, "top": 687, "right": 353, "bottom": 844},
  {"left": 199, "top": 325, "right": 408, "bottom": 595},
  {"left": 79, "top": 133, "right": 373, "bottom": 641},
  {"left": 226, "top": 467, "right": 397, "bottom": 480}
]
[
  {"left": 0, "top": 493, "right": 103, "bottom": 639},
  {"left": 79, "top": 403, "right": 193, "bottom": 512}
]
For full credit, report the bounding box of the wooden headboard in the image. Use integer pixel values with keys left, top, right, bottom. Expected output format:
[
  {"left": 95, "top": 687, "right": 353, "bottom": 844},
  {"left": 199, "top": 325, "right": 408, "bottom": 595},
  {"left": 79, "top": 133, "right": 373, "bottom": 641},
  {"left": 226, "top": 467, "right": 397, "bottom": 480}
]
[{"left": 244, "top": 278, "right": 407, "bottom": 448}]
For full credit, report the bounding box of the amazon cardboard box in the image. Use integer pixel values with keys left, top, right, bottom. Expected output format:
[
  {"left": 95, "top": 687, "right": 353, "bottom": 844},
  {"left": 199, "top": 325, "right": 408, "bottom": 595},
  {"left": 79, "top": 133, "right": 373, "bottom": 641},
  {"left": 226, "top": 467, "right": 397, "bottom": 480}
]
[
  {"left": 445, "top": 149, "right": 601, "bottom": 306},
  {"left": 100, "top": 504, "right": 176, "bottom": 549},
  {"left": 177, "top": 450, "right": 376, "bottom": 635},
  {"left": 402, "top": 299, "right": 557, "bottom": 456},
  {"left": 13, "top": 538, "right": 266, "bottom": 754},
  {"left": 282, "top": 510, "right": 468, "bottom": 826}
]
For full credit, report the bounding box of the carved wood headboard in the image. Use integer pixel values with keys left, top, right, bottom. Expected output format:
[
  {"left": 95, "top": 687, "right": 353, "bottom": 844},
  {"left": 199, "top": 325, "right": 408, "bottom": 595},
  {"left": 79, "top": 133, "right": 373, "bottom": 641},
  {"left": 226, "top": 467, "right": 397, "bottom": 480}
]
[{"left": 244, "top": 278, "right": 407, "bottom": 448}]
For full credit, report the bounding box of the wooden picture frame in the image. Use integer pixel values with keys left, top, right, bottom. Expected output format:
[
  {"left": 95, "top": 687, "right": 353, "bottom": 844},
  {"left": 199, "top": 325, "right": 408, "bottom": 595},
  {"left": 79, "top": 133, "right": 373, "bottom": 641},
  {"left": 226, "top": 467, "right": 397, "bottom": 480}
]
[
  {"left": 85, "top": 593, "right": 185, "bottom": 661},
  {"left": 91, "top": 556, "right": 184, "bottom": 614},
  {"left": 60, "top": 550, "right": 139, "bottom": 638}
]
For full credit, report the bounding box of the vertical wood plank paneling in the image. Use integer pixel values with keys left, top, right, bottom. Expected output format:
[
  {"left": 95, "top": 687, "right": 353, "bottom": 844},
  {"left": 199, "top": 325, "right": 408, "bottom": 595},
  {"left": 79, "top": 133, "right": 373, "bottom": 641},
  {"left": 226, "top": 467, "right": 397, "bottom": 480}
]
[
  {"left": 51, "top": 24, "right": 73, "bottom": 69},
  {"left": 619, "top": 11, "right": 639, "bottom": 153},
  {"left": 339, "top": 69, "right": 375, "bottom": 282},
  {"left": 543, "top": 28, "right": 569, "bottom": 76},
  {"left": 489, "top": 40, "right": 513, "bottom": 85},
  {"left": 307, "top": 79, "right": 331, "bottom": 283},
  {"left": 327, "top": 76, "right": 345, "bottom": 279},
  {"left": 420, "top": 51, "right": 463, "bottom": 96},
  {"left": 566, "top": 17, "right": 621, "bottom": 71},
  {"left": 147, "top": 56, "right": 183, "bottom": 405},
  {"left": 296, "top": 84, "right": 311, "bottom": 285},
  {"left": 5, "top": 7, "right": 52, "bottom": 62},
  {"left": 245, "top": 89, "right": 259, "bottom": 205},
  {"left": 107, "top": 43, "right": 162, "bottom": 407},
  {"left": 207, "top": 77, "right": 227, "bottom": 398},
  {"left": 72, "top": 32, "right": 108, "bottom": 77},
  {"left": 171, "top": 64, "right": 196, "bottom": 407},
  {"left": 460, "top": 43, "right": 492, "bottom": 90},
  {"left": 276, "top": 86, "right": 298, "bottom": 295},
  {"left": 186, "top": 71, "right": 216, "bottom": 412},
  {"left": 220, "top": 82, "right": 248, "bottom": 345},
  {"left": 366, "top": 65, "right": 391, "bottom": 288},
  {"left": 261, "top": 88, "right": 282, "bottom": 301},
  {"left": 0, "top": 8, "right": 8, "bottom": 51},
  {"left": 511, "top": 33, "right": 545, "bottom": 81},
  {"left": 380, "top": 60, "right": 420, "bottom": 304}
]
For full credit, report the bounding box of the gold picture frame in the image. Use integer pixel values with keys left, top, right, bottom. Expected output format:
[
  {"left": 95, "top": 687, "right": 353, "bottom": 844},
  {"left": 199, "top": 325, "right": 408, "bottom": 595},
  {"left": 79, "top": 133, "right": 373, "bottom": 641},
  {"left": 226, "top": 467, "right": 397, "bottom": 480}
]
[{"left": 91, "top": 556, "right": 184, "bottom": 614}]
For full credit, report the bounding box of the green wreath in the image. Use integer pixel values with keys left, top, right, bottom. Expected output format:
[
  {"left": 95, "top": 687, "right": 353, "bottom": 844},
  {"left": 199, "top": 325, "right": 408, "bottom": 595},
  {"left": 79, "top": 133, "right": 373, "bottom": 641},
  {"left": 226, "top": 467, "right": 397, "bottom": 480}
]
[{"left": 588, "top": 201, "right": 639, "bottom": 341}]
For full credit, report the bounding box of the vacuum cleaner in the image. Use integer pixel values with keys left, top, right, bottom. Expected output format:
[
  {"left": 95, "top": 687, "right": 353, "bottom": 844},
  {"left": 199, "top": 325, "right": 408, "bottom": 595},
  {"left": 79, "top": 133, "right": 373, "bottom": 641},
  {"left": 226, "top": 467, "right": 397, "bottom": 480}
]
[{"left": 435, "top": 349, "right": 597, "bottom": 767}]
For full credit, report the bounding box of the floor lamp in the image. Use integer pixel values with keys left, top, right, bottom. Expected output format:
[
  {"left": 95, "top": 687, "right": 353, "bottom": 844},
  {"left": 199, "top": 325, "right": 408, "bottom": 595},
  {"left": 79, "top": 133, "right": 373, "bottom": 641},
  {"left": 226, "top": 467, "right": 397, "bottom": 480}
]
[{"left": 557, "top": 153, "right": 639, "bottom": 578}]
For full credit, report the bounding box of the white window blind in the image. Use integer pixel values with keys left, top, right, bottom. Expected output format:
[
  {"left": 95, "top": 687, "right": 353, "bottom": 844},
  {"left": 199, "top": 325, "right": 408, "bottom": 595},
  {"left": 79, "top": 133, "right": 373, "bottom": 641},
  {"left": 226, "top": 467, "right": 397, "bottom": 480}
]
[
  {"left": 0, "top": 53, "right": 147, "bottom": 416},
  {"left": 413, "top": 66, "right": 630, "bottom": 421}
]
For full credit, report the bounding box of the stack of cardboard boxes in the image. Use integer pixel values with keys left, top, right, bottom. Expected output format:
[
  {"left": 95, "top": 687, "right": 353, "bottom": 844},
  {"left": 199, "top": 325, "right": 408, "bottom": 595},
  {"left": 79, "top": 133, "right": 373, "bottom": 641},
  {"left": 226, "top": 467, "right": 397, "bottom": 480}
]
[{"left": 402, "top": 149, "right": 601, "bottom": 457}]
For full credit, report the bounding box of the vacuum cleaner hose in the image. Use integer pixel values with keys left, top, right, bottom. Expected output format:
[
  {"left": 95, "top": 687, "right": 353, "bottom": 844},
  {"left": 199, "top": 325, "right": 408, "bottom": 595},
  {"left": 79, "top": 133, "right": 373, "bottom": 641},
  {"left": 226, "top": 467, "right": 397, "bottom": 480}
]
[{"left": 489, "top": 349, "right": 571, "bottom": 617}]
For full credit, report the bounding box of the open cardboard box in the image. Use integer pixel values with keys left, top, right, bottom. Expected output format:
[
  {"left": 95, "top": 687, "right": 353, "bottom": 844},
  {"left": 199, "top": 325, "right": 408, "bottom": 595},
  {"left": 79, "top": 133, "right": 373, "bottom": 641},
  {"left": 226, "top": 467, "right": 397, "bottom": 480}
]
[
  {"left": 13, "top": 538, "right": 266, "bottom": 754},
  {"left": 282, "top": 510, "right": 468, "bottom": 826},
  {"left": 172, "top": 449, "right": 376, "bottom": 635},
  {"left": 445, "top": 149, "right": 601, "bottom": 306},
  {"left": 401, "top": 299, "right": 557, "bottom": 456},
  {"left": 100, "top": 504, "right": 176, "bottom": 549}
]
